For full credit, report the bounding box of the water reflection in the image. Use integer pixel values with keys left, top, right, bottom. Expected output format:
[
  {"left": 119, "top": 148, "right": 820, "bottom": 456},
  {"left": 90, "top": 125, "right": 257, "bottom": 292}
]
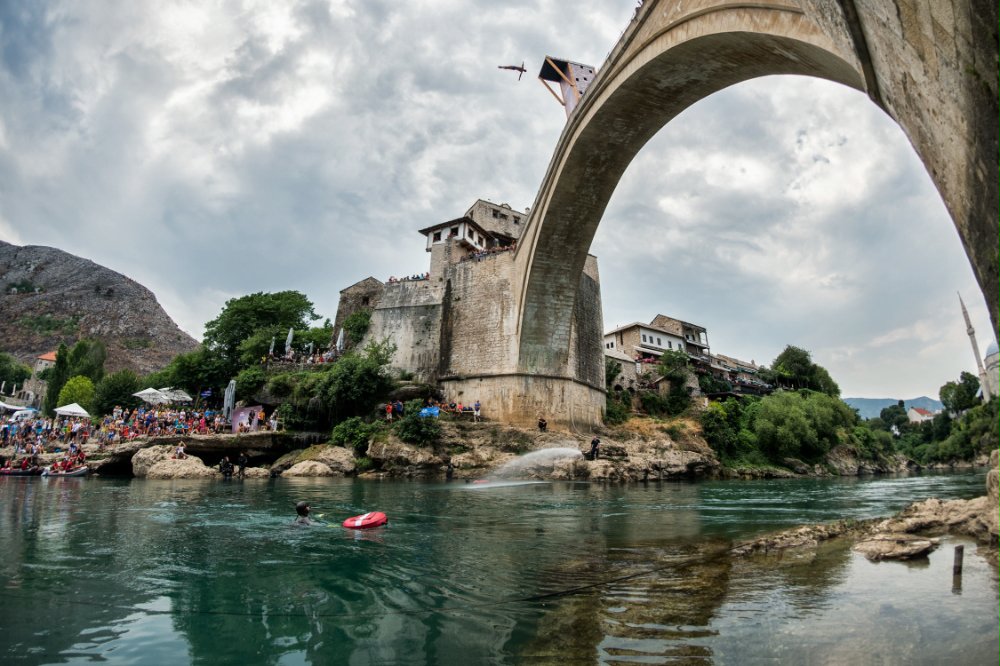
[{"left": 0, "top": 473, "right": 994, "bottom": 665}]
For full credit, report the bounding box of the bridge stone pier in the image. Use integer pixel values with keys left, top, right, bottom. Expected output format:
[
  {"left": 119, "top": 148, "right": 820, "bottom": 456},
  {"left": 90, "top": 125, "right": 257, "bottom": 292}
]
[{"left": 434, "top": 0, "right": 997, "bottom": 430}]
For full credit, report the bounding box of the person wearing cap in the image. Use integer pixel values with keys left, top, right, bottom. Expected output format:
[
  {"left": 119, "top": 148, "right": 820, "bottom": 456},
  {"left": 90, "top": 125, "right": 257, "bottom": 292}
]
[{"left": 294, "top": 501, "right": 314, "bottom": 526}]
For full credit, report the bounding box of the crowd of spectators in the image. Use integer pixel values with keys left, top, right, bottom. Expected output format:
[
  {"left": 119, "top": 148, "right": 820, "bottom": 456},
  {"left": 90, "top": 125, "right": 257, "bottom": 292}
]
[
  {"left": 2, "top": 414, "right": 93, "bottom": 453},
  {"left": 460, "top": 243, "right": 516, "bottom": 263},
  {"left": 388, "top": 273, "right": 430, "bottom": 283}
]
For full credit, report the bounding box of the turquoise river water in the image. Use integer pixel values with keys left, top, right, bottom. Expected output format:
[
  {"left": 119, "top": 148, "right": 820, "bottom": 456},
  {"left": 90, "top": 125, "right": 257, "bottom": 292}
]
[{"left": 0, "top": 471, "right": 996, "bottom": 665}]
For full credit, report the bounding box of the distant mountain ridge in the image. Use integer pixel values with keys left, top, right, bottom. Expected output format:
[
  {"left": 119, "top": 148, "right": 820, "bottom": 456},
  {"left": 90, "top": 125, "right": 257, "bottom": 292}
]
[
  {"left": 843, "top": 396, "right": 945, "bottom": 420},
  {"left": 0, "top": 240, "right": 198, "bottom": 374}
]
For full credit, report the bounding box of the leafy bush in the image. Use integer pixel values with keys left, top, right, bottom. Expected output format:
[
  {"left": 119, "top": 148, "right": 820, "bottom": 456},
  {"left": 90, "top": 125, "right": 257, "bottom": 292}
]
[
  {"left": 235, "top": 365, "right": 267, "bottom": 398},
  {"left": 698, "top": 373, "right": 732, "bottom": 394},
  {"left": 267, "top": 373, "right": 296, "bottom": 398},
  {"left": 343, "top": 309, "right": 372, "bottom": 346},
  {"left": 604, "top": 394, "right": 631, "bottom": 425},
  {"left": 354, "top": 457, "right": 374, "bottom": 473},
  {"left": 331, "top": 417, "right": 381, "bottom": 456},
  {"left": 18, "top": 314, "right": 80, "bottom": 335},
  {"left": 395, "top": 399, "right": 441, "bottom": 445}
]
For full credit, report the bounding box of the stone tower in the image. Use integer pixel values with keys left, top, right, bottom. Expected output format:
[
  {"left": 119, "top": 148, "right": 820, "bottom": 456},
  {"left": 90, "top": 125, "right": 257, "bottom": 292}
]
[{"left": 959, "top": 293, "right": 992, "bottom": 402}]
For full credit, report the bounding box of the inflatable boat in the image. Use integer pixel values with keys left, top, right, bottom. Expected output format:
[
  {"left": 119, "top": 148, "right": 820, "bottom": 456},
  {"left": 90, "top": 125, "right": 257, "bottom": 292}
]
[
  {"left": 42, "top": 466, "right": 89, "bottom": 478},
  {"left": 342, "top": 511, "right": 387, "bottom": 529},
  {"left": 0, "top": 467, "right": 42, "bottom": 476}
]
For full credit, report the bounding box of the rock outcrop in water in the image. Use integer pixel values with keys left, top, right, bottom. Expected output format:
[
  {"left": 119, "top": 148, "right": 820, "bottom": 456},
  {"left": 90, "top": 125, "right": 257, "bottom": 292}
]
[{"left": 733, "top": 451, "right": 1000, "bottom": 559}]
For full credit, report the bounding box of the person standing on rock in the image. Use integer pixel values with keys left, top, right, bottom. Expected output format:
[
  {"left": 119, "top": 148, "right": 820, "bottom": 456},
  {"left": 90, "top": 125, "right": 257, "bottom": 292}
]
[
  {"left": 237, "top": 451, "right": 249, "bottom": 478},
  {"left": 589, "top": 437, "right": 600, "bottom": 461},
  {"left": 537, "top": 417, "right": 547, "bottom": 432}
]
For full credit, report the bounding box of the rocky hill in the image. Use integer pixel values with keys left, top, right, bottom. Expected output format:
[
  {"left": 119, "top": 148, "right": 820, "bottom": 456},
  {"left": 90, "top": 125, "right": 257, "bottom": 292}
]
[{"left": 0, "top": 240, "right": 198, "bottom": 374}]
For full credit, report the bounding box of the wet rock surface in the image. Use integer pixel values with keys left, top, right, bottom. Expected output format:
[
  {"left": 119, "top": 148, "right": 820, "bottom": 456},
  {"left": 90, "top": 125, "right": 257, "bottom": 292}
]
[{"left": 853, "top": 534, "right": 940, "bottom": 561}]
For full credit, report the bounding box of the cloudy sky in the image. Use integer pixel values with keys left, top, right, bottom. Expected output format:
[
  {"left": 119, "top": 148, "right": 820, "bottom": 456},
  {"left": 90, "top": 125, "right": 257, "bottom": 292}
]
[{"left": 0, "top": 1, "right": 992, "bottom": 399}]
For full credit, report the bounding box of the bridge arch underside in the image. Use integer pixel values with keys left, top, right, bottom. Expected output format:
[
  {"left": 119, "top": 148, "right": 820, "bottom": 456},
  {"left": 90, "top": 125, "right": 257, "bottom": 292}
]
[{"left": 518, "top": 27, "right": 866, "bottom": 379}]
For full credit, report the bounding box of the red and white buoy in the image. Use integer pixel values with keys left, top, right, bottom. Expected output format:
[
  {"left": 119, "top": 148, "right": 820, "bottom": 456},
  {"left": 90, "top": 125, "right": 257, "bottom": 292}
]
[{"left": 342, "top": 511, "right": 388, "bottom": 529}]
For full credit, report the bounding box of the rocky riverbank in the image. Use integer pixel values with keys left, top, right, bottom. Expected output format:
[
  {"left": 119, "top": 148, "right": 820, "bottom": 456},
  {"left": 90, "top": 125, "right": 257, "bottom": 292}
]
[
  {"left": 731, "top": 449, "right": 999, "bottom": 558},
  {"left": 12, "top": 418, "right": 988, "bottom": 484}
]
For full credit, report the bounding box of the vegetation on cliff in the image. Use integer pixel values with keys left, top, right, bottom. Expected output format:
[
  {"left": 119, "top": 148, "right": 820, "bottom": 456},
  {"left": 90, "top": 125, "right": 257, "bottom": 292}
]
[{"left": 695, "top": 348, "right": 996, "bottom": 469}]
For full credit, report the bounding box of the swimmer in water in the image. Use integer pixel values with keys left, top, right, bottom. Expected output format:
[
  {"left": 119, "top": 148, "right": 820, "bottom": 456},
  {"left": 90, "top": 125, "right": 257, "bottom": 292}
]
[{"left": 293, "top": 501, "right": 314, "bottom": 526}]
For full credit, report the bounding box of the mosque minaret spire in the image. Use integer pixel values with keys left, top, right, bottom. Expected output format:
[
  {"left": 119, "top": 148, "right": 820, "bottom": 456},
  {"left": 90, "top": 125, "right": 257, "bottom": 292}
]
[{"left": 958, "top": 292, "right": 991, "bottom": 402}]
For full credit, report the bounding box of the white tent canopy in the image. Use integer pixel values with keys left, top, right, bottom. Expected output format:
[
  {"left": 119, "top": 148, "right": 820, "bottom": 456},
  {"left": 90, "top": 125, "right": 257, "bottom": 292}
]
[
  {"left": 133, "top": 388, "right": 170, "bottom": 404},
  {"left": 158, "top": 387, "right": 193, "bottom": 403},
  {"left": 55, "top": 403, "right": 90, "bottom": 417}
]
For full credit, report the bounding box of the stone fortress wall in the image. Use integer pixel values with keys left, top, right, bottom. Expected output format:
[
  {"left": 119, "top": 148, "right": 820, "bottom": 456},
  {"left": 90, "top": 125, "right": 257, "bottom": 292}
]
[{"left": 336, "top": 199, "right": 607, "bottom": 430}]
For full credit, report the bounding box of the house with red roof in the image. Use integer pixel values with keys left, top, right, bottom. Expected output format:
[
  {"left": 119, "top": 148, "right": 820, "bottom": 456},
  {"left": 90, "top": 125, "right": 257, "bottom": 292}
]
[{"left": 906, "top": 406, "right": 936, "bottom": 423}]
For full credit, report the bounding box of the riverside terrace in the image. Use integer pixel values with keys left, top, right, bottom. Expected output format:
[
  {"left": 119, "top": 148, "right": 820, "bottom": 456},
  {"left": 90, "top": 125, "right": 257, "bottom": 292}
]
[{"left": 0, "top": 407, "right": 279, "bottom": 455}]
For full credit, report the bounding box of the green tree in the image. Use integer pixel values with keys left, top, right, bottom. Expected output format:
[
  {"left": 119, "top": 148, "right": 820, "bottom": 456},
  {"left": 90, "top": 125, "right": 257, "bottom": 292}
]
[
  {"left": 203, "top": 291, "right": 318, "bottom": 371},
  {"left": 56, "top": 375, "right": 96, "bottom": 412},
  {"left": 878, "top": 400, "right": 908, "bottom": 431},
  {"left": 939, "top": 371, "right": 980, "bottom": 413},
  {"left": 67, "top": 339, "right": 107, "bottom": 384},
  {"left": 0, "top": 353, "right": 31, "bottom": 390},
  {"left": 92, "top": 370, "right": 142, "bottom": 416},
  {"left": 43, "top": 343, "right": 71, "bottom": 415},
  {"left": 765, "top": 345, "right": 839, "bottom": 396},
  {"left": 751, "top": 390, "right": 856, "bottom": 462}
]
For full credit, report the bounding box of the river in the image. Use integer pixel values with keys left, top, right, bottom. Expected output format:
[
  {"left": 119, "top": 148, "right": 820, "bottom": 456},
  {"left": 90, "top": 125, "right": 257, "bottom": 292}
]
[{"left": 0, "top": 471, "right": 995, "bottom": 665}]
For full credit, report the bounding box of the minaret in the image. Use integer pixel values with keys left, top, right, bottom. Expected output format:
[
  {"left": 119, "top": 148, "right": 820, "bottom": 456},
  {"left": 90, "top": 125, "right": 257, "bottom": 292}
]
[{"left": 959, "top": 292, "right": 992, "bottom": 402}]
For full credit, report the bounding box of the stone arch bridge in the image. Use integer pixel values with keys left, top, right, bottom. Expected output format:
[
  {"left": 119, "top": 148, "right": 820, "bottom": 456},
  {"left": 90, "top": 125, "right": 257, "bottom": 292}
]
[{"left": 437, "top": 0, "right": 997, "bottom": 429}]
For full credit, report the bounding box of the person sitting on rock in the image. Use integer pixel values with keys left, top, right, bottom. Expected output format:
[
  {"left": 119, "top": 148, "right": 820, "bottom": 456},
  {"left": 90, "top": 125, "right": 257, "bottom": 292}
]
[
  {"left": 174, "top": 443, "right": 187, "bottom": 459},
  {"left": 219, "top": 456, "right": 234, "bottom": 479}
]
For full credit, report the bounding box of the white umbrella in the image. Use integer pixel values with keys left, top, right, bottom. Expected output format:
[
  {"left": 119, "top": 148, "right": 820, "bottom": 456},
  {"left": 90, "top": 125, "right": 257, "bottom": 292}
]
[
  {"left": 285, "top": 327, "right": 294, "bottom": 354},
  {"left": 335, "top": 328, "right": 345, "bottom": 352},
  {"left": 55, "top": 403, "right": 90, "bottom": 417},
  {"left": 157, "top": 387, "right": 193, "bottom": 403},
  {"left": 133, "top": 388, "right": 169, "bottom": 404},
  {"left": 268, "top": 336, "right": 275, "bottom": 355}
]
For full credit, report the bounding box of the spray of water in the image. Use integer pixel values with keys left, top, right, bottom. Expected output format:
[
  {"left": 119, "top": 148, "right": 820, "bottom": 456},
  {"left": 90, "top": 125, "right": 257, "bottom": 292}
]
[{"left": 490, "top": 447, "right": 583, "bottom": 480}]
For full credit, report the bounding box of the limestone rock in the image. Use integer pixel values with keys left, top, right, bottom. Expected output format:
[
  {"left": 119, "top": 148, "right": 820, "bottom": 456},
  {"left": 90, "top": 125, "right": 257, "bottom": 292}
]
[
  {"left": 853, "top": 534, "right": 940, "bottom": 561},
  {"left": 282, "top": 460, "right": 335, "bottom": 477},
  {"left": 243, "top": 467, "right": 271, "bottom": 479},
  {"left": 270, "top": 449, "right": 305, "bottom": 475},
  {"left": 146, "top": 456, "right": 219, "bottom": 479},
  {"left": 310, "top": 445, "right": 356, "bottom": 475},
  {"left": 367, "top": 438, "right": 444, "bottom": 469},
  {"left": 874, "top": 496, "right": 995, "bottom": 543},
  {"left": 132, "top": 445, "right": 178, "bottom": 477}
]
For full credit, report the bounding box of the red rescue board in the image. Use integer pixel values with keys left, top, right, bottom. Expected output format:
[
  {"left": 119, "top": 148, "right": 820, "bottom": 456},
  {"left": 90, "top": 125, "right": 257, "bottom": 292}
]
[{"left": 342, "top": 511, "right": 388, "bottom": 529}]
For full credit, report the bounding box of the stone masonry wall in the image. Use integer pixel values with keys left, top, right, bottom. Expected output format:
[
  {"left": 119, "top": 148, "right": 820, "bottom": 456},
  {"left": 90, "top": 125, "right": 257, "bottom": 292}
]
[
  {"left": 362, "top": 281, "right": 444, "bottom": 381},
  {"left": 438, "top": 252, "right": 520, "bottom": 378},
  {"left": 333, "top": 277, "right": 384, "bottom": 335}
]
